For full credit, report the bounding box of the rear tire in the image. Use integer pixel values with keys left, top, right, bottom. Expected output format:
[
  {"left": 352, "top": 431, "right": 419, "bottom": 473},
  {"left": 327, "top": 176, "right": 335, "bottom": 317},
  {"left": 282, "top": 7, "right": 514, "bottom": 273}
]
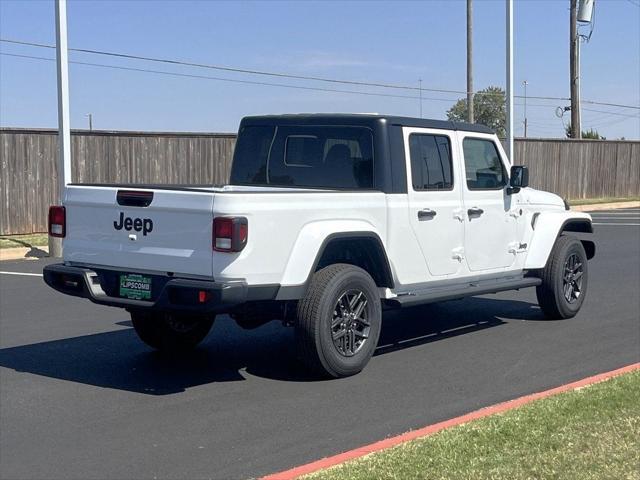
[
  {"left": 536, "top": 235, "right": 588, "bottom": 319},
  {"left": 296, "top": 264, "right": 382, "bottom": 378},
  {"left": 130, "top": 310, "right": 214, "bottom": 352}
]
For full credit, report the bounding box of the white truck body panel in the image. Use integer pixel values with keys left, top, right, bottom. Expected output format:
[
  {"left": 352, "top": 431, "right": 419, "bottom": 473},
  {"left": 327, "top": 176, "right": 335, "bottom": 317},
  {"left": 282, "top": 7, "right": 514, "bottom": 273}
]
[
  {"left": 64, "top": 185, "right": 216, "bottom": 277},
  {"left": 210, "top": 191, "right": 388, "bottom": 286}
]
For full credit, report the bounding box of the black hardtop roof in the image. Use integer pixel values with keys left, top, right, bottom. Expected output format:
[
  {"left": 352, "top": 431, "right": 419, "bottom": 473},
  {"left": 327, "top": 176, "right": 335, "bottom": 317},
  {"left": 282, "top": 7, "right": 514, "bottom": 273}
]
[{"left": 241, "top": 113, "right": 494, "bottom": 134}]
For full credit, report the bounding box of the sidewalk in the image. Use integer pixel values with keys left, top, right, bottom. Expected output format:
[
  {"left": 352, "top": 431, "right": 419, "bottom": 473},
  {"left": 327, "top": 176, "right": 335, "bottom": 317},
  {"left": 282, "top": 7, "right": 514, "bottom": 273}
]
[
  {"left": 571, "top": 200, "right": 640, "bottom": 212},
  {"left": 0, "top": 245, "right": 49, "bottom": 262},
  {"left": 1, "top": 201, "right": 638, "bottom": 262}
]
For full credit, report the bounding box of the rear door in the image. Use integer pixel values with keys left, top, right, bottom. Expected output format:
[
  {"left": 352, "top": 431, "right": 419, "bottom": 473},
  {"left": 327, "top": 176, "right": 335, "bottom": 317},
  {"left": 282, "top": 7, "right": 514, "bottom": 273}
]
[
  {"left": 459, "top": 134, "right": 518, "bottom": 271},
  {"left": 403, "top": 127, "right": 465, "bottom": 276},
  {"left": 63, "top": 186, "right": 215, "bottom": 277}
]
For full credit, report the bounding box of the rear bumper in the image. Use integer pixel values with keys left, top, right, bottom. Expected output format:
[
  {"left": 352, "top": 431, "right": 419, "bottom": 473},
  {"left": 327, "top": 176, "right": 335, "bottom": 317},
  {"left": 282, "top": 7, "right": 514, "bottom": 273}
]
[{"left": 43, "top": 263, "right": 256, "bottom": 313}]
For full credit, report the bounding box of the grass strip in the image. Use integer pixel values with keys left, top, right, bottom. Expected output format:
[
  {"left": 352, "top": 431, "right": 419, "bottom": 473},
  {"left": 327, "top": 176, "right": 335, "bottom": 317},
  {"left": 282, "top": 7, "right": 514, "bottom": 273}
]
[
  {"left": 0, "top": 233, "right": 48, "bottom": 249},
  {"left": 305, "top": 369, "right": 640, "bottom": 480}
]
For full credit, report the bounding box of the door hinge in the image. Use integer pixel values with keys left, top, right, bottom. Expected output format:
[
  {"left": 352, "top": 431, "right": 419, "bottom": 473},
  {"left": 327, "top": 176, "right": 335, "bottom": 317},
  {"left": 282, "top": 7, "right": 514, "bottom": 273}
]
[
  {"left": 451, "top": 247, "right": 465, "bottom": 261},
  {"left": 508, "top": 242, "right": 528, "bottom": 254}
]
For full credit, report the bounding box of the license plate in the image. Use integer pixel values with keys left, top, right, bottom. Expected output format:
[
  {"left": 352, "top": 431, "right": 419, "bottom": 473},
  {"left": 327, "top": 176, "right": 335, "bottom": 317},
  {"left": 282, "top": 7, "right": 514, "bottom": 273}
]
[{"left": 119, "top": 273, "right": 152, "bottom": 300}]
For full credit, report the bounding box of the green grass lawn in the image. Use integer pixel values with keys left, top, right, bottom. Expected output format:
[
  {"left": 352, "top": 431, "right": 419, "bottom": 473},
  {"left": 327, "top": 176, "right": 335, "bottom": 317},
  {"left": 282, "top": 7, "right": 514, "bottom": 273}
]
[
  {"left": 0, "top": 233, "right": 48, "bottom": 249},
  {"left": 305, "top": 370, "right": 640, "bottom": 480}
]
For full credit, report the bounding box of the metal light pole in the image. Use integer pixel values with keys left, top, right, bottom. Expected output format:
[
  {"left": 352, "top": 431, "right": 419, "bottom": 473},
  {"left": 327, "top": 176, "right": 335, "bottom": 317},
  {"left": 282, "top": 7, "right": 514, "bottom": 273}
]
[
  {"left": 505, "top": 0, "right": 514, "bottom": 162},
  {"left": 570, "top": 0, "right": 581, "bottom": 138},
  {"left": 522, "top": 80, "right": 528, "bottom": 138},
  {"left": 49, "top": 0, "right": 72, "bottom": 258},
  {"left": 86, "top": 113, "right": 93, "bottom": 131},
  {"left": 467, "top": 0, "right": 474, "bottom": 123}
]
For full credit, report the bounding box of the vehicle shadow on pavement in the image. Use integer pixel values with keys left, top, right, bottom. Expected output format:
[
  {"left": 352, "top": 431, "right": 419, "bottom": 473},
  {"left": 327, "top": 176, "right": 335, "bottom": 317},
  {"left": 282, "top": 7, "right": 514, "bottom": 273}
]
[{"left": 0, "top": 297, "right": 544, "bottom": 394}]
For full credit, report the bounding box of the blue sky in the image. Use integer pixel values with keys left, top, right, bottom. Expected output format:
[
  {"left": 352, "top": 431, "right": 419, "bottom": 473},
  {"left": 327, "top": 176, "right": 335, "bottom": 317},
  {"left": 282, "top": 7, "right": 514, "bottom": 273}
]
[{"left": 1, "top": 0, "right": 639, "bottom": 139}]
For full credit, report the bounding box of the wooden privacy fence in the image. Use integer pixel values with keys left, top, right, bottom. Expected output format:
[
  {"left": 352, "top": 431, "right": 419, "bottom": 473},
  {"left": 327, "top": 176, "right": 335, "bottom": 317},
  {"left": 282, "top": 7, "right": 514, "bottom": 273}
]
[
  {"left": 1, "top": 128, "right": 638, "bottom": 235},
  {"left": 1, "top": 129, "right": 236, "bottom": 235},
  {"left": 513, "top": 138, "right": 640, "bottom": 201}
]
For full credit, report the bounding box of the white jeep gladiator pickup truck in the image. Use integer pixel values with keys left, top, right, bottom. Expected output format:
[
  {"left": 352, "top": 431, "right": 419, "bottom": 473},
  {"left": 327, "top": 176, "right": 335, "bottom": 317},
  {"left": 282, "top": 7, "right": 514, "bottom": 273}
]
[{"left": 44, "top": 114, "right": 595, "bottom": 377}]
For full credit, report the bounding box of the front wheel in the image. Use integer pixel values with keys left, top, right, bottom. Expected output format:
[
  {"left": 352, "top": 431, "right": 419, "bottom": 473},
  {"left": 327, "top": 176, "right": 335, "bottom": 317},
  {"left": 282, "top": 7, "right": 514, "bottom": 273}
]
[
  {"left": 130, "top": 310, "right": 215, "bottom": 352},
  {"left": 536, "top": 235, "right": 588, "bottom": 319},
  {"left": 295, "top": 264, "right": 382, "bottom": 378}
]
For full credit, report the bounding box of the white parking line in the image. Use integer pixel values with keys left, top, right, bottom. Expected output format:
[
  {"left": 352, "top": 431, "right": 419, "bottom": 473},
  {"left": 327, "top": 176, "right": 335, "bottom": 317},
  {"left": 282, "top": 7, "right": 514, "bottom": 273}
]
[
  {"left": 592, "top": 223, "right": 640, "bottom": 226},
  {"left": 589, "top": 217, "right": 640, "bottom": 220},
  {"left": 0, "top": 271, "right": 43, "bottom": 277},
  {"left": 590, "top": 212, "right": 640, "bottom": 215}
]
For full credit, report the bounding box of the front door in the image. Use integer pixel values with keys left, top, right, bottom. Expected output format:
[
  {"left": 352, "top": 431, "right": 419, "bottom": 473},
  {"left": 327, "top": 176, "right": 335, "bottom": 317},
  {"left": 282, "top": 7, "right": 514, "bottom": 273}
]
[
  {"left": 460, "top": 134, "right": 517, "bottom": 271},
  {"left": 404, "top": 128, "right": 464, "bottom": 277}
]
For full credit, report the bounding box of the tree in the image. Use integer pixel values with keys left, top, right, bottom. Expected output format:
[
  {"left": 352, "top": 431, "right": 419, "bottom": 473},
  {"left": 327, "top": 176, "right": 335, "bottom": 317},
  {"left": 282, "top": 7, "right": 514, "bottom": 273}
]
[
  {"left": 564, "top": 124, "right": 605, "bottom": 139},
  {"left": 447, "top": 86, "right": 505, "bottom": 137}
]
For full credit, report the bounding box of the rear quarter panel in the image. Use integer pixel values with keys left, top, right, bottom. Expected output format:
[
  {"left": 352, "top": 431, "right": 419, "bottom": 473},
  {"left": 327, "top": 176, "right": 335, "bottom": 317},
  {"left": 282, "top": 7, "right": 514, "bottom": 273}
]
[{"left": 211, "top": 191, "right": 389, "bottom": 285}]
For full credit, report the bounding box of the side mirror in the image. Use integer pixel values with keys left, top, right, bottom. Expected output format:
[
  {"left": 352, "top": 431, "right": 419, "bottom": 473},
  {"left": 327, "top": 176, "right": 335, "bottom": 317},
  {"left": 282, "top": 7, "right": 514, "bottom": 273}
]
[{"left": 508, "top": 165, "right": 529, "bottom": 194}]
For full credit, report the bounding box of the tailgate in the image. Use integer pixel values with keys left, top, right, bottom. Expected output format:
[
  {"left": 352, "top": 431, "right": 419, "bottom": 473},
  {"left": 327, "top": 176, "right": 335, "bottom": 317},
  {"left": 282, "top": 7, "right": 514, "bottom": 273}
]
[{"left": 63, "top": 186, "right": 215, "bottom": 277}]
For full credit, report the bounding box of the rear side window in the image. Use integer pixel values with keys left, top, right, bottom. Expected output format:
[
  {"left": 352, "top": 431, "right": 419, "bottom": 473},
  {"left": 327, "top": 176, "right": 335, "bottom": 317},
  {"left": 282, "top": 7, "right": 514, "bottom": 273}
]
[
  {"left": 229, "top": 125, "right": 275, "bottom": 184},
  {"left": 462, "top": 138, "right": 507, "bottom": 190},
  {"left": 408, "top": 134, "right": 454, "bottom": 190},
  {"left": 230, "top": 125, "right": 374, "bottom": 189}
]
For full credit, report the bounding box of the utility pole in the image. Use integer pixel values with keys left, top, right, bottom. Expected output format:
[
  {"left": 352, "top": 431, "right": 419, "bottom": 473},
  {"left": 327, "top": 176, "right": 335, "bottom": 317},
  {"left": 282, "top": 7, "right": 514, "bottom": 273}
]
[
  {"left": 50, "top": 0, "right": 72, "bottom": 258},
  {"left": 505, "top": 0, "right": 514, "bottom": 161},
  {"left": 522, "top": 80, "right": 528, "bottom": 138},
  {"left": 86, "top": 113, "right": 93, "bottom": 131},
  {"left": 570, "top": 0, "right": 581, "bottom": 138},
  {"left": 466, "top": 0, "right": 474, "bottom": 123}
]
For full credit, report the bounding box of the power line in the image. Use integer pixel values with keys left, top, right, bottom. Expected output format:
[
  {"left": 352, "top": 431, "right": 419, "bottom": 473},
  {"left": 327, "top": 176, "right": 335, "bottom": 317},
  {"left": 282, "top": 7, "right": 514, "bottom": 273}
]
[
  {"left": 3, "top": 37, "right": 638, "bottom": 110},
  {"left": 5, "top": 51, "right": 636, "bottom": 126},
  {"left": 0, "top": 52, "right": 459, "bottom": 103},
  {"left": 582, "top": 107, "right": 640, "bottom": 118},
  {"left": 0, "top": 38, "right": 463, "bottom": 96}
]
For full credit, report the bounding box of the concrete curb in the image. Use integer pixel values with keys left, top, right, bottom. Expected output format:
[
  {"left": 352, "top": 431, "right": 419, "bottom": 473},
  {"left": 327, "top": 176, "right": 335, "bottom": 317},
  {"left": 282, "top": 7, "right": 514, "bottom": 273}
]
[{"left": 261, "top": 363, "right": 640, "bottom": 480}]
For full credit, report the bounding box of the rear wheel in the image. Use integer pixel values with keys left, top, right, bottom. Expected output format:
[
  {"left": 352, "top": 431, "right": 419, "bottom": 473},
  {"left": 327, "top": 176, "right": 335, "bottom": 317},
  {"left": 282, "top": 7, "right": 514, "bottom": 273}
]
[
  {"left": 296, "top": 264, "right": 382, "bottom": 378},
  {"left": 130, "top": 310, "right": 214, "bottom": 352},
  {"left": 536, "top": 235, "right": 588, "bottom": 319}
]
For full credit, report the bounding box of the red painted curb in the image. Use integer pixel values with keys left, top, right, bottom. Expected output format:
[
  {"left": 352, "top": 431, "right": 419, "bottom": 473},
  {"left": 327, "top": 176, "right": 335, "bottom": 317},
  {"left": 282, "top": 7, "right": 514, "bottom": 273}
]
[{"left": 261, "top": 363, "right": 640, "bottom": 480}]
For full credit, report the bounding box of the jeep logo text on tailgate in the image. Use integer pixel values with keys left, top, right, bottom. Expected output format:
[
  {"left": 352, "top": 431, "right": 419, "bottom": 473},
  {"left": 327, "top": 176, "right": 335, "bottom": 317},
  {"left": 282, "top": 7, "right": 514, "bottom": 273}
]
[{"left": 114, "top": 212, "right": 153, "bottom": 236}]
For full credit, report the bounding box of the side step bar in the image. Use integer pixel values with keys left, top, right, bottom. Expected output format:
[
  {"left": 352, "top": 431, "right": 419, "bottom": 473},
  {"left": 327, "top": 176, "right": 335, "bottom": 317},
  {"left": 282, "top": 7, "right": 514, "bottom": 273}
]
[{"left": 387, "top": 277, "right": 542, "bottom": 308}]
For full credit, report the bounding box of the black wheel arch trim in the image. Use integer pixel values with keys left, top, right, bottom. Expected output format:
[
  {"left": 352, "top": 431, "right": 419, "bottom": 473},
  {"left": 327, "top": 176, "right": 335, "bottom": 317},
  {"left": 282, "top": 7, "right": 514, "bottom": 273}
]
[
  {"left": 560, "top": 218, "right": 595, "bottom": 260},
  {"left": 561, "top": 218, "right": 594, "bottom": 234}
]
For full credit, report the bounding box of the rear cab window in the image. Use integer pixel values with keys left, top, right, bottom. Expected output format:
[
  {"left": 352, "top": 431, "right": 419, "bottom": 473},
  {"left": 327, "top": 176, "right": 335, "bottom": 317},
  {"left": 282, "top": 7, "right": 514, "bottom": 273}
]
[
  {"left": 408, "top": 133, "right": 454, "bottom": 191},
  {"left": 230, "top": 125, "right": 374, "bottom": 189}
]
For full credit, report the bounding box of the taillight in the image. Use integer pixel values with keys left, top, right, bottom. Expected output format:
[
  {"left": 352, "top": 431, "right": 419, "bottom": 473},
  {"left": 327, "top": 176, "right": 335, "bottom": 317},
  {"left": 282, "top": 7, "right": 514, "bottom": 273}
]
[
  {"left": 213, "top": 217, "right": 248, "bottom": 252},
  {"left": 49, "top": 206, "right": 66, "bottom": 238}
]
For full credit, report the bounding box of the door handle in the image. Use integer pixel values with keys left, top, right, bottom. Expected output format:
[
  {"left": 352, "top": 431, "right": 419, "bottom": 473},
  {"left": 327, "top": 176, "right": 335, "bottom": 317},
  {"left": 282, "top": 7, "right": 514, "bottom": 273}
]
[
  {"left": 467, "top": 207, "right": 484, "bottom": 217},
  {"left": 418, "top": 208, "right": 437, "bottom": 220}
]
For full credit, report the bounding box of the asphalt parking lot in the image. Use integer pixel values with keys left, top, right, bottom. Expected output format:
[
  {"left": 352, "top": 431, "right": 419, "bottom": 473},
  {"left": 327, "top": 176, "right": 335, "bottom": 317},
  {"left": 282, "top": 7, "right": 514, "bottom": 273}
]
[{"left": 1, "top": 209, "right": 639, "bottom": 480}]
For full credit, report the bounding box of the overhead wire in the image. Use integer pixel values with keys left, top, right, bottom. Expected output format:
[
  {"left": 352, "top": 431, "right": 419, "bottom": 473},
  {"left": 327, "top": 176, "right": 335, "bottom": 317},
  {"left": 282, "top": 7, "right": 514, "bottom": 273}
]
[
  {"left": 2, "top": 37, "right": 639, "bottom": 110},
  {"left": 0, "top": 52, "right": 457, "bottom": 103}
]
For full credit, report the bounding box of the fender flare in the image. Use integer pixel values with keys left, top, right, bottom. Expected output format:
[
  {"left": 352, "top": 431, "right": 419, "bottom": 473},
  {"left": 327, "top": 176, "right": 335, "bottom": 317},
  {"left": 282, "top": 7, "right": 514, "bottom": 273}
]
[
  {"left": 525, "top": 211, "right": 594, "bottom": 269},
  {"left": 275, "top": 221, "right": 393, "bottom": 300}
]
